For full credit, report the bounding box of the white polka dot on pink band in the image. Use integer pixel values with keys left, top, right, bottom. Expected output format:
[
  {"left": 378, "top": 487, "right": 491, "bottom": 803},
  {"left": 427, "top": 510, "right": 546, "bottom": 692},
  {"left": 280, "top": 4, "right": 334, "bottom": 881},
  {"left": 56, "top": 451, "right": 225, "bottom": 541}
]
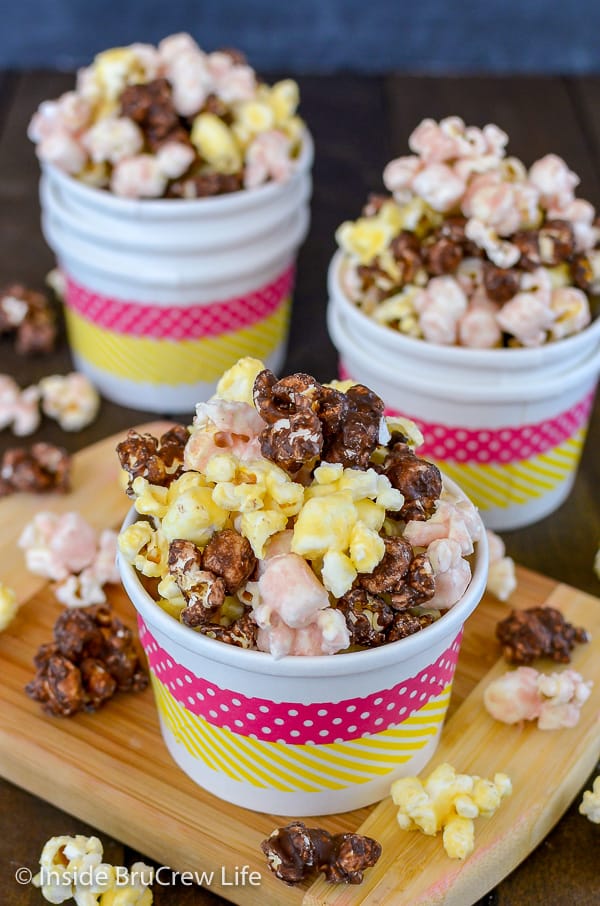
[
  {"left": 138, "top": 617, "right": 461, "bottom": 746},
  {"left": 64, "top": 266, "right": 294, "bottom": 341},
  {"left": 338, "top": 365, "right": 593, "bottom": 465}
]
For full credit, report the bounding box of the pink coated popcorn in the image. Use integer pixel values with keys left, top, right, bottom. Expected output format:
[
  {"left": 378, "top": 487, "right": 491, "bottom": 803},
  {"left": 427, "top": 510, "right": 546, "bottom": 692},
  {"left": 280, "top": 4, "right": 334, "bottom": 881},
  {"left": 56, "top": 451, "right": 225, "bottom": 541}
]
[
  {"left": 404, "top": 490, "right": 480, "bottom": 557},
  {"left": 496, "top": 291, "right": 555, "bottom": 347},
  {"left": 458, "top": 299, "right": 502, "bottom": 349},
  {"left": 184, "top": 399, "right": 264, "bottom": 472},
  {"left": 383, "top": 155, "right": 423, "bottom": 198},
  {"left": 155, "top": 141, "right": 195, "bottom": 179},
  {"left": 547, "top": 198, "right": 598, "bottom": 252},
  {"left": 529, "top": 153, "right": 579, "bottom": 207},
  {"left": 464, "top": 219, "right": 520, "bottom": 268},
  {"left": 110, "top": 154, "right": 167, "bottom": 198},
  {"left": 207, "top": 52, "right": 256, "bottom": 104},
  {"left": 167, "top": 50, "right": 212, "bottom": 117},
  {"left": 484, "top": 666, "right": 592, "bottom": 729},
  {"left": 36, "top": 130, "right": 87, "bottom": 176},
  {"left": 82, "top": 117, "right": 144, "bottom": 164},
  {"left": 426, "top": 538, "right": 472, "bottom": 610},
  {"left": 244, "top": 130, "right": 294, "bottom": 189},
  {"left": 408, "top": 117, "right": 465, "bottom": 163},
  {"left": 255, "top": 553, "right": 330, "bottom": 630},
  {"left": 18, "top": 512, "right": 99, "bottom": 581},
  {"left": 0, "top": 377, "right": 41, "bottom": 436},
  {"left": 485, "top": 529, "right": 517, "bottom": 602},
  {"left": 411, "top": 164, "right": 466, "bottom": 213},
  {"left": 418, "top": 276, "right": 468, "bottom": 345},
  {"left": 157, "top": 32, "right": 202, "bottom": 67},
  {"left": 257, "top": 608, "right": 350, "bottom": 658},
  {"left": 462, "top": 181, "right": 522, "bottom": 236},
  {"left": 54, "top": 529, "right": 119, "bottom": 608}
]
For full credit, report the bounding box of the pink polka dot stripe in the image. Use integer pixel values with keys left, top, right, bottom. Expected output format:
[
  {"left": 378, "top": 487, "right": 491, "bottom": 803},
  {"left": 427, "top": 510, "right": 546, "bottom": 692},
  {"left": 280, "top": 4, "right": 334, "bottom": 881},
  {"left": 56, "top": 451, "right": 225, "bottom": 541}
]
[
  {"left": 64, "top": 266, "right": 294, "bottom": 341},
  {"left": 138, "top": 617, "right": 462, "bottom": 746}
]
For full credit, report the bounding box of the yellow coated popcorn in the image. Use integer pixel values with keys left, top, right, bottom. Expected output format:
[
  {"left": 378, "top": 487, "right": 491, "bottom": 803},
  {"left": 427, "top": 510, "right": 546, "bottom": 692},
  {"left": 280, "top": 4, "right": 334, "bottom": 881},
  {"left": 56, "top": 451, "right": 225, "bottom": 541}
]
[
  {"left": 0, "top": 581, "right": 18, "bottom": 631},
  {"left": 336, "top": 216, "right": 396, "bottom": 266},
  {"left": 579, "top": 776, "right": 600, "bottom": 823},
  {"left": 132, "top": 477, "right": 170, "bottom": 519},
  {"left": 190, "top": 112, "right": 242, "bottom": 173},
  {"left": 209, "top": 454, "right": 304, "bottom": 518},
  {"left": 215, "top": 356, "right": 266, "bottom": 407},
  {"left": 262, "top": 79, "right": 300, "bottom": 125},
  {"left": 240, "top": 509, "right": 288, "bottom": 558},
  {"left": 117, "top": 522, "right": 169, "bottom": 578},
  {"left": 161, "top": 486, "right": 229, "bottom": 546},
  {"left": 391, "top": 762, "right": 512, "bottom": 859},
  {"left": 293, "top": 466, "right": 403, "bottom": 595}
]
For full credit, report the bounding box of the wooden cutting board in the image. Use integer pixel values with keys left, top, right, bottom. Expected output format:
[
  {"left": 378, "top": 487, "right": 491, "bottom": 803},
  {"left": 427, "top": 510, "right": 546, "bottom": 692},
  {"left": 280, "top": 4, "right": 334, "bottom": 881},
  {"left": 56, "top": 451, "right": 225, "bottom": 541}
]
[{"left": 1, "top": 427, "right": 599, "bottom": 906}]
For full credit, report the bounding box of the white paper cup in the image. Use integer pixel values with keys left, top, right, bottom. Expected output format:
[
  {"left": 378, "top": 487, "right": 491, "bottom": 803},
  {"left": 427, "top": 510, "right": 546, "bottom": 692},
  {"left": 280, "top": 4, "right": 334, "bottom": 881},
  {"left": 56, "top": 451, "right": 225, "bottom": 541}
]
[
  {"left": 39, "top": 136, "right": 313, "bottom": 413},
  {"left": 119, "top": 495, "right": 487, "bottom": 816},
  {"left": 328, "top": 265, "right": 600, "bottom": 531}
]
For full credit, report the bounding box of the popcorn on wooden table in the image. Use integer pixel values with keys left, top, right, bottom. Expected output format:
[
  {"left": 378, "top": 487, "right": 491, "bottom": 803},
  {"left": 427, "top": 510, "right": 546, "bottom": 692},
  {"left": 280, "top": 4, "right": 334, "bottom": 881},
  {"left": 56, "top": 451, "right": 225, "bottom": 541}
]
[{"left": 391, "top": 762, "right": 512, "bottom": 859}]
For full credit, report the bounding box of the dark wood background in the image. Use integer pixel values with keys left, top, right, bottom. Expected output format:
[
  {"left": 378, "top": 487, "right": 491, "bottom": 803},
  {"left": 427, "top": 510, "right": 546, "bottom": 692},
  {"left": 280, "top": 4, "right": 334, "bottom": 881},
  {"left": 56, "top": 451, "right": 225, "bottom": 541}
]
[{"left": 0, "top": 72, "right": 599, "bottom": 905}]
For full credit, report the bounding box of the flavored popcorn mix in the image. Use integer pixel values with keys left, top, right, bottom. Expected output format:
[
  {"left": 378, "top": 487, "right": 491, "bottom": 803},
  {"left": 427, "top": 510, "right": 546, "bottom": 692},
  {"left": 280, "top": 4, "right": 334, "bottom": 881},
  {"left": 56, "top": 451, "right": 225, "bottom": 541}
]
[
  {"left": 336, "top": 116, "right": 598, "bottom": 347},
  {"left": 117, "top": 357, "right": 483, "bottom": 658},
  {"left": 29, "top": 34, "right": 305, "bottom": 198}
]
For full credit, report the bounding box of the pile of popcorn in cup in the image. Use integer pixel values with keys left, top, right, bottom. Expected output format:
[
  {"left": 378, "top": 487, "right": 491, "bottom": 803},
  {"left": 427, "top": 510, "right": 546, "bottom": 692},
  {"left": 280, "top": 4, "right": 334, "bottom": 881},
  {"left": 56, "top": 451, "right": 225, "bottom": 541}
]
[
  {"left": 28, "top": 33, "right": 305, "bottom": 198},
  {"left": 337, "top": 116, "right": 599, "bottom": 348},
  {"left": 117, "top": 357, "right": 484, "bottom": 657}
]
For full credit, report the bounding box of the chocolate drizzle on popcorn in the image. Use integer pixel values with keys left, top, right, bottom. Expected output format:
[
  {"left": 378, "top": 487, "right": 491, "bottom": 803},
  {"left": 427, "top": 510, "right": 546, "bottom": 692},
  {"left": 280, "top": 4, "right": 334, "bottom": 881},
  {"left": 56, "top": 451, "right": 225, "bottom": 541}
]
[{"left": 117, "top": 357, "right": 483, "bottom": 657}]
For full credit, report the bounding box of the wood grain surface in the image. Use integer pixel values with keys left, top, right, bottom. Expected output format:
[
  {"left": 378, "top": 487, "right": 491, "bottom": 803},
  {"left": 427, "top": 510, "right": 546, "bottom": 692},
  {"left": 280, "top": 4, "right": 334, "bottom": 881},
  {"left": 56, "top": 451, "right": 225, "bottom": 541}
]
[{"left": 0, "top": 72, "right": 599, "bottom": 906}]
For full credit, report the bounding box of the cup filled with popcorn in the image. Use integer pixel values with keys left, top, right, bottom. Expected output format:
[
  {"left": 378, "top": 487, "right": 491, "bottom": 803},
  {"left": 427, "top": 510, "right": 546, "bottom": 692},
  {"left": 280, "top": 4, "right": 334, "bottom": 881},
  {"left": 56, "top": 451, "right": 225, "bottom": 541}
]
[
  {"left": 328, "top": 117, "right": 600, "bottom": 530},
  {"left": 30, "top": 35, "right": 312, "bottom": 413},
  {"left": 117, "top": 357, "right": 487, "bottom": 814}
]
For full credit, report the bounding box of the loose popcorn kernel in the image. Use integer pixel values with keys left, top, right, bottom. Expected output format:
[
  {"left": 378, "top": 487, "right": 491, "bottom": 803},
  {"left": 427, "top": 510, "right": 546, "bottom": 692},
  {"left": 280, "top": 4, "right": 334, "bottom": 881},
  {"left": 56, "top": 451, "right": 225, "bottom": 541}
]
[
  {"left": 161, "top": 486, "right": 229, "bottom": 546},
  {"left": 483, "top": 666, "right": 593, "bottom": 729},
  {"left": 0, "top": 582, "right": 18, "bottom": 631},
  {"left": 579, "top": 776, "right": 600, "bottom": 824},
  {"left": 39, "top": 372, "right": 100, "bottom": 431},
  {"left": 391, "top": 763, "right": 511, "bottom": 859}
]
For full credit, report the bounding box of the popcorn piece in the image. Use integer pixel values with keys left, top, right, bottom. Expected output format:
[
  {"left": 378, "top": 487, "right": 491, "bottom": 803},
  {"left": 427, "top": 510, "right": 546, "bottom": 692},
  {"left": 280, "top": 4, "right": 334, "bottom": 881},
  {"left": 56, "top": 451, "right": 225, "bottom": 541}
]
[
  {"left": 391, "top": 762, "right": 512, "bottom": 858},
  {"left": 117, "top": 521, "right": 169, "bottom": 578},
  {"left": 19, "top": 512, "right": 98, "bottom": 581},
  {"left": 110, "top": 154, "right": 167, "bottom": 198},
  {"left": 496, "top": 606, "right": 589, "bottom": 664},
  {"left": 32, "top": 834, "right": 153, "bottom": 904},
  {"left": 0, "top": 582, "right": 18, "bottom": 631},
  {"left": 83, "top": 116, "right": 144, "bottom": 164},
  {"left": 117, "top": 425, "right": 188, "bottom": 494},
  {"left": 191, "top": 112, "right": 242, "bottom": 174},
  {"left": 202, "top": 528, "right": 256, "bottom": 593},
  {"left": 155, "top": 140, "right": 195, "bottom": 179},
  {"left": 0, "top": 442, "right": 71, "bottom": 496},
  {"left": 485, "top": 529, "right": 517, "bottom": 601},
  {"left": 0, "top": 376, "right": 40, "bottom": 436},
  {"left": 383, "top": 435, "right": 442, "bottom": 521},
  {"left": 579, "top": 776, "right": 600, "bottom": 824},
  {"left": 549, "top": 286, "right": 591, "bottom": 339},
  {"left": 261, "top": 822, "right": 381, "bottom": 885},
  {"left": 483, "top": 666, "right": 592, "bottom": 729},
  {"left": 427, "top": 538, "right": 472, "bottom": 610},
  {"left": 255, "top": 553, "right": 329, "bottom": 630},
  {"left": 215, "top": 356, "right": 267, "bottom": 407},
  {"left": 337, "top": 588, "right": 393, "bottom": 646},
  {"left": 39, "top": 372, "right": 100, "bottom": 431},
  {"left": 26, "top": 604, "right": 148, "bottom": 716},
  {"left": 244, "top": 129, "right": 294, "bottom": 189},
  {"left": 184, "top": 398, "right": 263, "bottom": 472}
]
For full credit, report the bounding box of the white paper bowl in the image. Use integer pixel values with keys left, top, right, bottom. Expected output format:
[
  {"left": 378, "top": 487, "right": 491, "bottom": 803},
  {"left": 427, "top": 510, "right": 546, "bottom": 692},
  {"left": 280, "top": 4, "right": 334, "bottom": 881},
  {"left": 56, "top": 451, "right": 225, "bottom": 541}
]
[
  {"left": 118, "top": 489, "right": 487, "bottom": 816},
  {"left": 328, "top": 252, "right": 600, "bottom": 530},
  {"left": 39, "top": 135, "right": 313, "bottom": 413}
]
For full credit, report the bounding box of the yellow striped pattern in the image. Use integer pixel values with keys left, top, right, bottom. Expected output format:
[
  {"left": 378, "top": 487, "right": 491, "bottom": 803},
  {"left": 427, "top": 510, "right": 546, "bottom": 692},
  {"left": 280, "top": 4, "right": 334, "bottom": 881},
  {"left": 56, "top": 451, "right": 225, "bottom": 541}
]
[
  {"left": 152, "top": 675, "right": 451, "bottom": 791},
  {"left": 435, "top": 427, "right": 586, "bottom": 511},
  {"left": 64, "top": 299, "right": 291, "bottom": 385}
]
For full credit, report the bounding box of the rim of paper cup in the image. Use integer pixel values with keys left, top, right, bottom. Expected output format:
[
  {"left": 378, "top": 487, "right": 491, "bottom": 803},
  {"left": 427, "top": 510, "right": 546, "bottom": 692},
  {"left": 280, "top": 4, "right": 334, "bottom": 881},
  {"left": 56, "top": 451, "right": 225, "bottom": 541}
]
[
  {"left": 328, "top": 250, "right": 600, "bottom": 369},
  {"left": 42, "top": 129, "right": 314, "bottom": 218},
  {"left": 118, "top": 477, "right": 488, "bottom": 679},
  {"left": 328, "top": 293, "right": 600, "bottom": 404}
]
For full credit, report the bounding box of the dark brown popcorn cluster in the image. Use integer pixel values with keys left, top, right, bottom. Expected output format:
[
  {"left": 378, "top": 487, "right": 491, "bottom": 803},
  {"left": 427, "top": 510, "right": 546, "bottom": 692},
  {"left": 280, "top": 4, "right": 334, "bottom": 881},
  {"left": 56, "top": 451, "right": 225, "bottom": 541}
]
[
  {"left": 253, "top": 369, "right": 384, "bottom": 473},
  {"left": 496, "top": 606, "right": 589, "bottom": 665},
  {"left": 0, "top": 442, "right": 71, "bottom": 497},
  {"left": 168, "top": 530, "right": 257, "bottom": 647},
  {"left": 261, "top": 821, "right": 382, "bottom": 885},
  {"left": 117, "top": 425, "right": 188, "bottom": 494},
  {"left": 0, "top": 283, "right": 57, "bottom": 355},
  {"left": 26, "top": 605, "right": 148, "bottom": 716}
]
